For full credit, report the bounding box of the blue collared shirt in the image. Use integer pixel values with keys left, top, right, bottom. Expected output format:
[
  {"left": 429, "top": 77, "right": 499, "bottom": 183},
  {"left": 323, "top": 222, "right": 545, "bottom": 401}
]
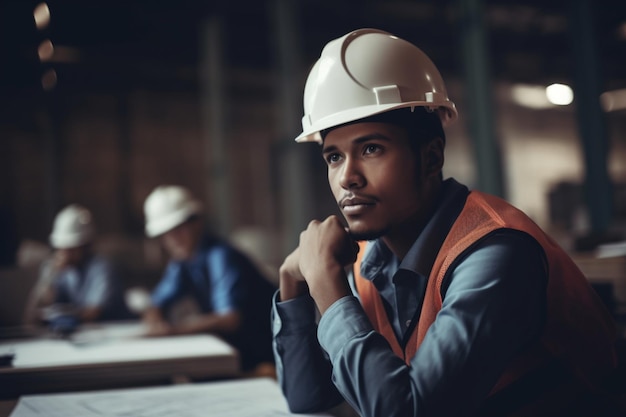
[
  {"left": 152, "top": 234, "right": 277, "bottom": 371},
  {"left": 152, "top": 236, "right": 246, "bottom": 314},
  {"left": 272, "top": 178, "right": 548, "bottom": 417},
  {"left": 42, "top": 254, "right": 128, "bottom": 321}
]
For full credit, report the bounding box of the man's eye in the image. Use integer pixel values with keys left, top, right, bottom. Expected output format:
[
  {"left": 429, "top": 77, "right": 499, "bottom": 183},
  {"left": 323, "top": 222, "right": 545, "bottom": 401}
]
[
  {"left": 364, "top": 144, "right": 380, "bottom": 154},
  {"left": 325, "top": 153, "right": 341, "bottom": 164}
]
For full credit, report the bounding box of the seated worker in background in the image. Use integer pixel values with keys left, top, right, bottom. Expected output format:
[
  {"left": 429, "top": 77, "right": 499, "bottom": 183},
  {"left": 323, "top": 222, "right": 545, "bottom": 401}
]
[
  {"left": 142, "top": 185, "right": 276, "bottom": 374},
  {"left": 24, "top": 204, "right": 129, "bottom": 332},
  {"left": 273, "top": 29, "right": 620, "bottom": 417}
]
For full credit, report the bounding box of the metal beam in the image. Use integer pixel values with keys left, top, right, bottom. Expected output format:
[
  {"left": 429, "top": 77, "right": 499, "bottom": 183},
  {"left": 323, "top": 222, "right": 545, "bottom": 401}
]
[
  {"left": 458, "top": 0, "right": 505, "bottom": 198},
  {"left": 271, "top": 0, "right": 317, "bottom": 253},
  {"left": 569, "top": 0, "right": 612, "bottom": 234},
  {"left": 200, "top": 17, "right": 232, "bottom": 236}
]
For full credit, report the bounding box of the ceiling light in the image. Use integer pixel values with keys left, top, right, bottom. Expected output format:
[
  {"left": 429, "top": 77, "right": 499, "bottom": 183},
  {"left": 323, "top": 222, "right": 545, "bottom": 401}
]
[
  {"left": 510, "top": 84, "right": 552, "bottom": 109},
  {"left": 618, "top": 22, "right": 626, "bottom": 41},
  {"left": 38, "top": 39, "right": 54, "bottom": 61},
  {"left": 41, "top": 68, "right": 57, "bottom": 91},
  {"left": 600, "top": 89, "right": 626, "bottom": 112},
  {"left": 546, "top": 83, "right": 573, "bottom": 106},
  {"left": 33, "top": 3, "right": 50, "bottom": 30}
]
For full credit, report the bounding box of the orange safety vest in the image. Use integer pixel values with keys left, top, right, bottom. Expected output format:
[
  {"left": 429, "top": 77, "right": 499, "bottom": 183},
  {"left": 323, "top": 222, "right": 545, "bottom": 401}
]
[{"left": 354, "top": 191, "right": 617, "bottom": 401}]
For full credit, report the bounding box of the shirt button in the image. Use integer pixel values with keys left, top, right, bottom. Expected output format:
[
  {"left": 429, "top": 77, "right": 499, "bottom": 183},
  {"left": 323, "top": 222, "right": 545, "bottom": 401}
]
[{"left": 405, "top": 320, "right": 411, "bottom": 327}]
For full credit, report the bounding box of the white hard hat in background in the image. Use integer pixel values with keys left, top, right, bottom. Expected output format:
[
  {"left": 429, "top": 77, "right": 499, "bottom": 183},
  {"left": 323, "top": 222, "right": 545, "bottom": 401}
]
[
  {"left": 49, "top": 204, "right": 95, "bottom": 249},
  {"left": 296, "top": 28, "right": 458, "bottom": 144},
  {"left": 143, "top": 185, "right": 203, "bottom": 237}
]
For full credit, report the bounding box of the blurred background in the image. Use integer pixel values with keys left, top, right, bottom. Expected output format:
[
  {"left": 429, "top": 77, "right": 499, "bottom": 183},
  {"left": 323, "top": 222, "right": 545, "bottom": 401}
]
[{"left": 0, "top": 0, "right": 625, "bottom": 325}]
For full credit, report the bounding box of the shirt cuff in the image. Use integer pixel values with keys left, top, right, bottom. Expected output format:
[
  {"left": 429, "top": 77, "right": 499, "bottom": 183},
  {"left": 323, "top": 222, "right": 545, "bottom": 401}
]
[
  {"left": 274, "top": 291, "right": 317, "bottom": 334},
  {"left": 318, "top": 296, "right": 373, "bottom": 360}
]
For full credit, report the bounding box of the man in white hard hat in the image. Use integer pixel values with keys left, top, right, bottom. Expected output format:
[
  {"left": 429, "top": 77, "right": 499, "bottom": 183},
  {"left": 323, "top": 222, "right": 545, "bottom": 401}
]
[
  {"left": 142, "top": 185, "right": 276, "bottom": 374},
  {"left": 272, "top": 29, "right": 619, "bottom": 416},
  {"left": 25, "top": 204, "right": 128, "bottom": 330}
]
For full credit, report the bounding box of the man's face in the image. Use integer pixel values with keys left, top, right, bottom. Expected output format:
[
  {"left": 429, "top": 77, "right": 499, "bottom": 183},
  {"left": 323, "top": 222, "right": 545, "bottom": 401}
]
[
  {"left": 322, "top": 122, "right": 430, "bottom": 241},
  {"left": 55, "top": 246, "right": 88, "bottom": 268},
  {"left": 160, "top": 221, "right": 198, "bottom": 261}
]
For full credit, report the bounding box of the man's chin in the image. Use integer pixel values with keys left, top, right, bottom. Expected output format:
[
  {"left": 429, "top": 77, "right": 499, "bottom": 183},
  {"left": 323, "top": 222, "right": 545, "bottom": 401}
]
[
  {"left": 347, "top": 226, "right": 388, "bottom": 242},
  {"left": 170, "top": 249, "right": 193, "bottom": 261}
]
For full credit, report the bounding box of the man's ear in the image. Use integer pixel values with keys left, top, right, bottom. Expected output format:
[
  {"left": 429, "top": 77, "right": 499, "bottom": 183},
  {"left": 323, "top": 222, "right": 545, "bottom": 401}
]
[{"left": 423, "top": 137, "right": 444, "bottom": 177}]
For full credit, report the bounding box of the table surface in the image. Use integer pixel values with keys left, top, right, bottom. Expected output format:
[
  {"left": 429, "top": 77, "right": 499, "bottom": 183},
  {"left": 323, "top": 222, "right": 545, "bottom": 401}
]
[
  {"left": 6, "top": 377, "right": 332, "bottom": 417},
  {"left": 0, "top": 321, "right": 240, "bottom": 400}
]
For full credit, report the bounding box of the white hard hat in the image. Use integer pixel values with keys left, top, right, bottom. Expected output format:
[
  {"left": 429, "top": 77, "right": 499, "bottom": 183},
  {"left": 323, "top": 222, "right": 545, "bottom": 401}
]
[
  {"left": 49, "top": 204, "right": 95, "bottom": 249},
  {"left": 143, "top": 185, "right": 203, "bottom": 237},
  {"left": 296, "top": 28, "right": 458, "bottom": 144}
]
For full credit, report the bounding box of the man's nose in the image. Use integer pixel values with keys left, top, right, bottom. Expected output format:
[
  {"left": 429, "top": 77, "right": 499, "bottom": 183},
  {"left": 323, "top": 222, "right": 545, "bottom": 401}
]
[{"left": 339, "top": 158, "right": 365, "bottom": 190}]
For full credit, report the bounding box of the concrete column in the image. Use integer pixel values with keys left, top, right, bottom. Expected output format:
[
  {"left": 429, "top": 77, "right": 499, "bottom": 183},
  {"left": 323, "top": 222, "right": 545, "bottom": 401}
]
[
  {"left": 115, "top": 92, "right": 136, "bottom": 234},
  {"left": 270, "top": 0, "right": 316, "bottom": 253},
  {"left": 458, "top": 0, "right": 505, "bottom": 197},
  {"left": 41, "top": 93, "right": 62, "bottom": 225},
  {"left": 569, "top": 0, "right": 612, "bottom": 234},
  {"left": 200, "top": 17, "right": 231, "bottom": 236}
]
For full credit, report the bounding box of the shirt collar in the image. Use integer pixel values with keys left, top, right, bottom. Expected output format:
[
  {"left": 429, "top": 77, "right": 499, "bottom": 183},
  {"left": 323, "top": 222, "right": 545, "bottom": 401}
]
[
  {"left": 182, "top": 234, "right": 217, "bottom": 267},
  {"left": 360, "top": 178, "right": 469, "bottom": 280}
]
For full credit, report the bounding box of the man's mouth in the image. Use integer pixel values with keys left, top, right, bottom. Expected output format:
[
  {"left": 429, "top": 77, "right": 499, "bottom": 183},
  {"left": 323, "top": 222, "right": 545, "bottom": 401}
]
[{"left": 340, "top": 196, "right": 376, "bottom": 215}]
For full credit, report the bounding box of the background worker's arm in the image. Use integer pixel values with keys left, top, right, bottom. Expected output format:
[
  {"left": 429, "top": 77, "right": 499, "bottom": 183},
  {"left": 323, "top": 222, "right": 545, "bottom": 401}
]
[
  {"left": 143, "top": 306, "right": 241, "bottom": 336},
  {"left": 76, "top": 257, "right": 118, "bottom": 323},
  {"left": 142, "top": 262, "right": 185, "bottom": 336},
  {"left": 23, "top": 256, "right": 64, "bottom": 324},
  {"left": 79, "top": 306, "right": 104, "bottom": 322},
  {"left": 170, "top": 310, "right": 241, "bottom": 335},
  {"left": 142, "top": 306, "right": 173, "bottom": 336},
  {"left": 144, "top": 248, "right": 246, "bottom": 337}
]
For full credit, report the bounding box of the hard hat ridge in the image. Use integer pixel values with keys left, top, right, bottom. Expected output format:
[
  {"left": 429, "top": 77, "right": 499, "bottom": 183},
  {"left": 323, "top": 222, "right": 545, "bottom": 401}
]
[{"left": 296, "top": 28, "right": 458, "bottom": 144}]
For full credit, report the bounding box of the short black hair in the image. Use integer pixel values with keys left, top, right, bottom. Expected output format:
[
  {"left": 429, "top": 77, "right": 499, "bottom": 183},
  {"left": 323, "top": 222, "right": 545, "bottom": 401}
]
[{"left": 320, "top": 107, "right": 445, "bottom": 153}]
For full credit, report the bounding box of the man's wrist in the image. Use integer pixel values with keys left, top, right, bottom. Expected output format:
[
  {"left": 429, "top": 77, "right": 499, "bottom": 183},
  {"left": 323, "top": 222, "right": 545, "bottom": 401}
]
[
  {"left": 308, "top": 264, "right": 350, "bottom": 314},
  {"left": 279, "top": 270, "right": 308, "bottom": 301}
]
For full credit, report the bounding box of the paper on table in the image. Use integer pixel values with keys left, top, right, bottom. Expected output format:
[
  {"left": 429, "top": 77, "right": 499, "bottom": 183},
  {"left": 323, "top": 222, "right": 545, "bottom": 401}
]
[
  {"left": 9, "top": 377, "right": 331, "bottom": 417},
  {"left": 69, "top": 321, "right": 149, "bottom": 344},
  {"left": 1, "top": 334, "right": 235, "bottom": 368}
]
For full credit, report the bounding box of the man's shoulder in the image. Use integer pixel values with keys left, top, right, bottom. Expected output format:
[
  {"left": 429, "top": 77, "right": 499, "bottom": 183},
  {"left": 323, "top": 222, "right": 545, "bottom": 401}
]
[
  {"left": 86, "top": 253, "right": 113, "bottom": 267},
  {"left": 200, "top": 237, "right": 235, "bottom": 256},
  {"left": 83, "top": 254, "right": 117, "bottom": 279}
]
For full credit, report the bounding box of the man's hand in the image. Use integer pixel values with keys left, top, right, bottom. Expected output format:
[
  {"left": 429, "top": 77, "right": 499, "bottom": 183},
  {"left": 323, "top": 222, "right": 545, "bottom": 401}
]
[
  {"left": 278, "top": 246, "right": 309, "bottom": 301},
  {"left": 297, "top": 215, "right": 358, "bottom": 314},
  {"left": 51, "top": 250, "right": 71, "bottom": 270},
  {"left": 142, "top": 307, "right": 174, "bottom": 337},
  {"left": 144, "top": 320, "right": 174, "bottom": 337}
]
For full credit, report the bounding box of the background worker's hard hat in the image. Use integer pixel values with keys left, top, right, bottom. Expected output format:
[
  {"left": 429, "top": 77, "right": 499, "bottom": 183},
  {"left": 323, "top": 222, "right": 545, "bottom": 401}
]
[
  {"left": 49, "top": 204, "right": 95, "bottom": 249},
  {"left": 296, "top": 28, "right": 458, "bottom": 144},
  {"left": 143, "top": 185, "right": 203, "bottom": 238}
]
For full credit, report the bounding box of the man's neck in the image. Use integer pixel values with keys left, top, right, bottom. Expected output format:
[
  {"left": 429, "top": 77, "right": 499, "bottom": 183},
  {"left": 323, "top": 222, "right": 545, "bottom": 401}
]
[{"left": 382, "top": 180, "right": 443, "bottom": 261}]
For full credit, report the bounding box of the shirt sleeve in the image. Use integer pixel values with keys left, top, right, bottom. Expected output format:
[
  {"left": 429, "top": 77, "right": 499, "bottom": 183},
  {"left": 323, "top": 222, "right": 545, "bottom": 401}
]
[
  {"left": 151, "top": 261, "right": 186, "bottom": 309},
  {"left": 272, "top": 291, "right": 344, "bottom": 413},
  {"left": 316, "top": 230, "right": 548, "bottom": 417},
  {"left": 28, "top": 258, "right": 63, "bottom": 305},
  {"left": 81, "top": 257, "right": 118, "bottom": 308},
  {"left": 205, "top": 246, "right": 248, "bottom": 314}
]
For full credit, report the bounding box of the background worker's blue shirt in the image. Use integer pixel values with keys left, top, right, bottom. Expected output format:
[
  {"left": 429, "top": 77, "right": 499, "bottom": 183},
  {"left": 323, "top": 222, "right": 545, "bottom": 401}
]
[
  {"left": 44, "top": 254, "right": 128, "bottom": 321},
  {"left": 152, "top": 234, "right": 277, "bottom": 371},
  {"left": 272, "top": 178, "right": 548, "bottom": 417},
  {"left": 151, "top": 236, "right": 247, "bottom": 314}
]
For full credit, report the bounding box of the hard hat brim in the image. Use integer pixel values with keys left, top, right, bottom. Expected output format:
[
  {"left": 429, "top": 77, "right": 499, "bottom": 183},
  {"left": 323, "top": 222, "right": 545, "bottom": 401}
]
[
  {"left": 50, "top": 230, "right": 94, "bottom": 249},
  {"left": 145, "top": 202, "right": 202, "bottom": 238},
  {"left": 295, "top": 101, "right": 457, "bottom": 144}
]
